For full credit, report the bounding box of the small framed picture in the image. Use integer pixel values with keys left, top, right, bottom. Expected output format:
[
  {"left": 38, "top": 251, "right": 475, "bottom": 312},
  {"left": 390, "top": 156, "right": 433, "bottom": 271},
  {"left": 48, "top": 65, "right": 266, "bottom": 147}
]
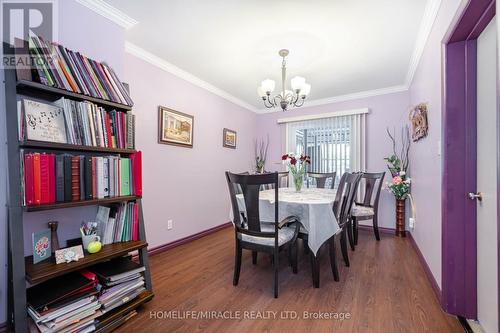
[
  {"left": 223, "top": 128, "right": 237, "bottom": 149},
  {"left": 158, "top": 106, "right": 194, "bottom": 148}
]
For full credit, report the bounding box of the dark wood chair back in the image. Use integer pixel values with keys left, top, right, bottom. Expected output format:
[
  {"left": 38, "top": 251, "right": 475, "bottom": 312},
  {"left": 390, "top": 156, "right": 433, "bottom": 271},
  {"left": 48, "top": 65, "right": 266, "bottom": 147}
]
[
  {"left": 264, "top": 171, "right": 289, "bottom": 190},
  {"left": 357, "top": 172, "right": 385, "bottom": 211},
  {"left": 333, "top": 172, "right": 361, "bottom": 228},
  {"left": 307, "top": 172, "right": 336, "bottom": 189},
  {"left": 226, "top": 172, "right": 279, "bottom": 241}
]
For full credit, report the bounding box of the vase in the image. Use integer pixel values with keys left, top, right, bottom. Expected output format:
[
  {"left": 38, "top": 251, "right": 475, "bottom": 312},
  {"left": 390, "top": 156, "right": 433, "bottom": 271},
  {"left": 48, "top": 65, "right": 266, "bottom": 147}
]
[
  {"left": 395, "top": 199, "right": 406, "bottom": 237},
  {"left": 293, "top": 174, "right": 304, "bottom": 192},
  {"left": 48, "top": 221, "right": 60, "bottom": 253}
]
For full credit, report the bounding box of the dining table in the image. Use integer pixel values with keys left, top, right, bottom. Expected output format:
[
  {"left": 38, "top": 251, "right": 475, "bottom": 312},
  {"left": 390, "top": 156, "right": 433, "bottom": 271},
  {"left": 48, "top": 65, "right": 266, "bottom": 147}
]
[{"left": 234, "top": 187, "right": 339, "bottom": 256}]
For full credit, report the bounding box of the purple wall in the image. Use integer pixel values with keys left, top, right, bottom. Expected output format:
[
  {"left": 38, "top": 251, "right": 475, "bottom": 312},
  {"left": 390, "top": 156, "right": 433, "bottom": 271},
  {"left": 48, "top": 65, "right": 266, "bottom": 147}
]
[
  {"left": 255, "top": 91, "right": 410, "bottom": 230},
  {"left": 122, "top": 53, "right": 257, "bottom": 249},
  {"left": 409, "top": 0, "right": 467, "bottom": 290}
]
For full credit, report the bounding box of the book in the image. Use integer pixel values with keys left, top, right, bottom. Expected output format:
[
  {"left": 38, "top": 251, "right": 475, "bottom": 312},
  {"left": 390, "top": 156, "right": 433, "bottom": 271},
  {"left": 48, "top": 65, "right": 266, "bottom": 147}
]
[
  {"left": 70, "top": 156, "right": 80, "bottom": 201},
  {"left": 32, "top": 229, "right": 51, "bottom": 264},
  {"left": 39, "top": 154, "right": 50, "bottom": 204},
  {"left": 24, "top": 153, "right": 35, "bottom": 205},
  {"left": 120, "top": 158, "right": 130, "bottom": 196},
  {"left": 33, "top": 153, "right": 41, "bottom": 205},
  {"left": 22, "top": 99, "right": 67, "bottom": 143},
  {"left": 91, "top": 257, "right": 145, "bottom": 283}
]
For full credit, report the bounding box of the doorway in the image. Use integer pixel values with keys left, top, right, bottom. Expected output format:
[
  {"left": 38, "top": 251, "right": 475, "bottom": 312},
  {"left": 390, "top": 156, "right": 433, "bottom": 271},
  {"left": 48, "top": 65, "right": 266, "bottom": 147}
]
[{"left": 442, "top": 0, "right": 497, "bottom": 329}]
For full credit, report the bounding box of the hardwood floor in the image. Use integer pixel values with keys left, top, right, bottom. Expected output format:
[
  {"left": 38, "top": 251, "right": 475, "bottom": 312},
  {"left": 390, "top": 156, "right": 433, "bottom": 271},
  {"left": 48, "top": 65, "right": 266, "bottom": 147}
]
[{"left": 117, "top": 227, "right": 463, "bottom": 333}]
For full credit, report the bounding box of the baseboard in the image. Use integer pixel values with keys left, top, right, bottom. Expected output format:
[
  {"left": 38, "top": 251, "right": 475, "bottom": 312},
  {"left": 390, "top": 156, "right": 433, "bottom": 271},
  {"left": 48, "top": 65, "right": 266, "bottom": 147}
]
[
  {"left": 147, "top": 222, "right": 232, "bottom": 256},
  {"left": 408, "top": 231, "right": 442, "bottom": 302},
  {"left": 357, "top": 224, "right": 396, "bottom": 235}
]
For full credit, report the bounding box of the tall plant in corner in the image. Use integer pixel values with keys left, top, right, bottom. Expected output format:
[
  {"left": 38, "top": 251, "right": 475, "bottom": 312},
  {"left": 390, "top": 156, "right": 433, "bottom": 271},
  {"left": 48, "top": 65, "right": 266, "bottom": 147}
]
[
  {"left": 254, "top": 135, "right": 269, "bottom": 173},
  {"left": 384, "top": 126, "right": 411, "bottom": 237}
]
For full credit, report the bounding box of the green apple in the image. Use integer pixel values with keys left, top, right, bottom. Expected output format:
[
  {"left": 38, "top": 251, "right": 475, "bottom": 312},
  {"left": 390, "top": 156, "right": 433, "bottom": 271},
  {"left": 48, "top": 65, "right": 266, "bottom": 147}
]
[{"left": 87, "top": 241, "right": 102, "bottom": 254}]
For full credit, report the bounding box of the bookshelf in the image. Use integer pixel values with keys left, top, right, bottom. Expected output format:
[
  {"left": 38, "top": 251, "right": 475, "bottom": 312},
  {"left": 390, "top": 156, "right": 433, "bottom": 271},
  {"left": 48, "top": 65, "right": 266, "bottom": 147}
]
[{"left": 4, "top": 43, "right": 154, "bottom": 332}]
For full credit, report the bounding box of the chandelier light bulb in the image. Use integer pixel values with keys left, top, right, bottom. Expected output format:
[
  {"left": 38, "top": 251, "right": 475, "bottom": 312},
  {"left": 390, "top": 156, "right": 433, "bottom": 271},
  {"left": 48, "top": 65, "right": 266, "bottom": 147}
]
[
  {"left": 291, "top": 76, "right": 305, "bottom": 92},
  {"left": 261, "top": 79, "right": 275, "bottom": 93},
  {"left": 257, "top": 86, "right": 267, "bottom": 98},
  {"left": 300, "top": 83, "right": 311, "bottom": 97}
]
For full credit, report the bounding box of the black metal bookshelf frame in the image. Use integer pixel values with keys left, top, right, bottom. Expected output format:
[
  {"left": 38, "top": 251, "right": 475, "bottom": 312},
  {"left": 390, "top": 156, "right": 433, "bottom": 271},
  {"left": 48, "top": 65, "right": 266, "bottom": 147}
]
[{"left": 3, "top": 43, "right": 153, "bottom": 333}]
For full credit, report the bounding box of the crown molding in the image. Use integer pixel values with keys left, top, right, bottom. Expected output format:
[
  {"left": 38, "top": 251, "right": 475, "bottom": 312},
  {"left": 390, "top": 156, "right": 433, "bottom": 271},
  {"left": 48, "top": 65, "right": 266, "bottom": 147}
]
[
  {"left": 75, "top": 0, "right": 138, "bottom": 29},
  {"left": 255, "top": 85, "right": 408, "bottom": 114},
  {"left": 125, "top": 42, "right": 259, "bottom": 113},
  {"left": 97, "top": 0, "right": 440, "bottom": 113},
  {"left": 404, "top": 0, "right": 442, "bottom": 87}
]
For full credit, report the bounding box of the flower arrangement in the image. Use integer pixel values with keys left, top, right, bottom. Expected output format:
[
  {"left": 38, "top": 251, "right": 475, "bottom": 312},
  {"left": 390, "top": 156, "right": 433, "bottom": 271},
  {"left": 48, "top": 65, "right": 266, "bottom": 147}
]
[
  {"left": 387, "top": 170, "right": 411, "bottom": 200},
  {"left": 282, "top": 153, "right": 311, "bottom": 192},
  {"left": 384, "top": 126, "right": 411, "bottom": 200}
]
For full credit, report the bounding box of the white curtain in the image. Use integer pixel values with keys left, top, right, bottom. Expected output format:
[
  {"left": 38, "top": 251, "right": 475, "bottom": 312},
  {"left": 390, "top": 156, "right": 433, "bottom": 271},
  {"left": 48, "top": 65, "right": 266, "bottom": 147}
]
[{"left": 285, "top": 113, "right": 366, "bottom": 186}]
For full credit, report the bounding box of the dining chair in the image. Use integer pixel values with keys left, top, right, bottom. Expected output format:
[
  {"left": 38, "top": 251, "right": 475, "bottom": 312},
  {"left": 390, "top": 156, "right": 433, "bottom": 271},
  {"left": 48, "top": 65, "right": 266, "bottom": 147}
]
[
  {"left": 351, "top": 172, "right": 386, "bottom": 243},
  {"left": 264, "top": 171, "right": 289, "bottom": 190},
  {"left": 307, "top": 172, "right": 337, "bottom": 189},
  {"left": 226, "top": 171, "right": 301, "bottom": 298},
  {"left": 301, "top": 172, "right": 361, "bottom": 288},
  {"left": 332, "top": 172, "right": 362, "bottom": 268}
]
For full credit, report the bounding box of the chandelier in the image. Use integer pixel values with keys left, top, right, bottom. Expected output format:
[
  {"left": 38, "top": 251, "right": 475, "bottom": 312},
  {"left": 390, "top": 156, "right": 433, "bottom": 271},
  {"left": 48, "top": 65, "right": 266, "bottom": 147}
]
[{"left": 257, "top": 49, "right": 311, "bottom": 112}]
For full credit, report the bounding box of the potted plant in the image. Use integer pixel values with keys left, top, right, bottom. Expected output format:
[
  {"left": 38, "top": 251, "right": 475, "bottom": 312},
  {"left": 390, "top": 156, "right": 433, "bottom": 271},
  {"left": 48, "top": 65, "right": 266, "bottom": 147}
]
[
  {"left": 384, "top": 126, "right": 411, "bottom": 237},
  {"left": 282, "top": 153, "right": 311, "bottom": 192},
  {"left": 254, "top": 136, "right": 269, "bottom": 173}
]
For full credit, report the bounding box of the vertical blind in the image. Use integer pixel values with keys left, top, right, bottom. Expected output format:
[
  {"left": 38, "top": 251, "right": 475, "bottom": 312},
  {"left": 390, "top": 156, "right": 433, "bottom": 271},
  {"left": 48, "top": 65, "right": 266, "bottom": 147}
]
[{"left": 286, "top": 113, "right": 366, "bottom": 186}]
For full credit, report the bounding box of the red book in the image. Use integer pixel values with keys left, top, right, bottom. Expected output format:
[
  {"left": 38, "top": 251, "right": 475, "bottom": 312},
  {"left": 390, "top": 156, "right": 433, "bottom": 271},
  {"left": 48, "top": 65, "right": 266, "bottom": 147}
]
[
  {"left": 24, "top": 153, "right": 34, "bottom": 206},
  {"left": 39, "top": 154, "right": 50, "bottom": 204},
  {"left": 71, "top": 156, "right": 80, "bottom": 201},
  {"left": 33, "top": 153, "right": 41, "bottom": 205},
  {"left": 104, "top": 112, "right": 112, "bottom": 148},
  {"left": 132, "top": 203, "right": 139, "bottom": 241},
  {"left": 130, "top": 152, "right": 142, "bottom": 196},
  {"left": 48, "top": 154, "right": 56, "bottom": 204},
  {"left": 92, "top": 157, "right": 97, "bottom": 199}
]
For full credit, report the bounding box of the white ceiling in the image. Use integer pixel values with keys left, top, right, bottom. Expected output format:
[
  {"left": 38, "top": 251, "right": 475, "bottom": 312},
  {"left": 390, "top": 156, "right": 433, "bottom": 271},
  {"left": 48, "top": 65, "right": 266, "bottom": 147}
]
[{"left": 98, "top": 0, "right": 436, "bottom": 111}]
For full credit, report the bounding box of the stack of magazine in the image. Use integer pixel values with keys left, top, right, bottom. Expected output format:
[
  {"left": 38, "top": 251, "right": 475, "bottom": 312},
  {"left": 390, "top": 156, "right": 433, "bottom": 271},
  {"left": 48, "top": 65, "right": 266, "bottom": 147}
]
[
  {"left": 27, "top": 271, "right": 101, "bottom": 333},
  {"left": 92, "top": 257, "right": 146, "bottom": 314}
]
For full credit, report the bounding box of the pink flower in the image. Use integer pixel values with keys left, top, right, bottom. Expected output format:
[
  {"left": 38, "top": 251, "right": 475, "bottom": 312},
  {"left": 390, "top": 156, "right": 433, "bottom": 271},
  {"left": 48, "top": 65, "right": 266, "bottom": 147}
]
[
  {"left": 290, "top": 157, "right": 297, "bottom": 165},
  {"left": 282, "top": 154, "right": 289, "bottom": 161},
  {"left": 392, "top": 176, "right": 402, "bottom": 185}
]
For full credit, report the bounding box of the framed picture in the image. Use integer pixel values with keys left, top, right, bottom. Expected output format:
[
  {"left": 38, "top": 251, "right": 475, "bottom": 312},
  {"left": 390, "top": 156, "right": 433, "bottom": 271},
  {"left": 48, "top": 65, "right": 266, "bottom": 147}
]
[
  {"left": 223, "top": 128, "right": 237, "bottom": 149},
  {"left": 158, "top": 106, "right": 194, "bottom": 148}
]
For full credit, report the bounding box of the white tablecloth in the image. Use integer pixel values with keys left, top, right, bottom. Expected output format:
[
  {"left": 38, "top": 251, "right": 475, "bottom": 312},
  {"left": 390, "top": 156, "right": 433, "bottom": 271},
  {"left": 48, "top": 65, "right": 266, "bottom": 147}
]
[{"left": 234, "top": 188, "right": 339, "bottom": 255}]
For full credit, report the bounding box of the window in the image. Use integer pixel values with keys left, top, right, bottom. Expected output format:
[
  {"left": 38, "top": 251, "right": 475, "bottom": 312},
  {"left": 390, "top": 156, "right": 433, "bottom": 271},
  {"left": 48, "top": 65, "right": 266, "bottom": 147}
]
[{"left": 285, "top": 111, "right": 367, "bottom": 187}]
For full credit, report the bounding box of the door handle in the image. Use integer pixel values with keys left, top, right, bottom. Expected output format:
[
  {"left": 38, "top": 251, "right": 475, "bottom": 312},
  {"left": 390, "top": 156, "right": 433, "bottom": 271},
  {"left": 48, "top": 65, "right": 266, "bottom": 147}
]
[{"left": 468, "top": 192, "right": 483, "bottom": 201}]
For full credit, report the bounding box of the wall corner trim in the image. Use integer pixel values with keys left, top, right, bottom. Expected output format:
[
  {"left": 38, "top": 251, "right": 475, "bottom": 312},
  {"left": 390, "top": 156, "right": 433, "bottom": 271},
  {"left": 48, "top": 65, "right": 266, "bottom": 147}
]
[
  {"left": 405, "top": 0, "right": 443, "bottom": 87},
  {"left": 75, "top": 0, "right": 138, "bottom": 29}
]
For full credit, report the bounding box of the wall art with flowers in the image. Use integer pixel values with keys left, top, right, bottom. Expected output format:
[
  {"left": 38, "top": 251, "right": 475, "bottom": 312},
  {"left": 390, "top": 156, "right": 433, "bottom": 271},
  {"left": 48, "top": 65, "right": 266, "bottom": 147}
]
[{"left": 32, "top": 229, "right": 51, "bottom": 264}]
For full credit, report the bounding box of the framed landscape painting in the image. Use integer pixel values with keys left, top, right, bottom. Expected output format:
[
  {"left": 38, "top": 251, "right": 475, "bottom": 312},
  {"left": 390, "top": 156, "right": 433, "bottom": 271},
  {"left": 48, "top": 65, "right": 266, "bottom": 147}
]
[
  {"left": 158, "top": 106, "right": 194, "bottom": 148},
  {"left": 223, "top": 128, "right": 237, "bottom": 149}
]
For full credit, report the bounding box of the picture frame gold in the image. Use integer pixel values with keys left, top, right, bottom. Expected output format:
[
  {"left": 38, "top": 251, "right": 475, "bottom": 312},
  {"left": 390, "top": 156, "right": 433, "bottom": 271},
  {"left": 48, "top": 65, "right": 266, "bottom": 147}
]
[
  {"left": 223, "top": 128, "right": 237, "bottom": 149},
  {"left": 158, "top": 106, "right": 194, "bottom": 148}
]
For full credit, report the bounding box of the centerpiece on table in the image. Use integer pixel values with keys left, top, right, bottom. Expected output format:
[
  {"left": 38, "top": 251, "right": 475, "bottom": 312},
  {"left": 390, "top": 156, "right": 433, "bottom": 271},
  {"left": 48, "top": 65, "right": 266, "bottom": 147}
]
[
  {"left": 384, "top": 126, "right": 411, "bottom": 237},
  {"left": 282, "top": 153, "right": 311, "bottom": 192}
]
